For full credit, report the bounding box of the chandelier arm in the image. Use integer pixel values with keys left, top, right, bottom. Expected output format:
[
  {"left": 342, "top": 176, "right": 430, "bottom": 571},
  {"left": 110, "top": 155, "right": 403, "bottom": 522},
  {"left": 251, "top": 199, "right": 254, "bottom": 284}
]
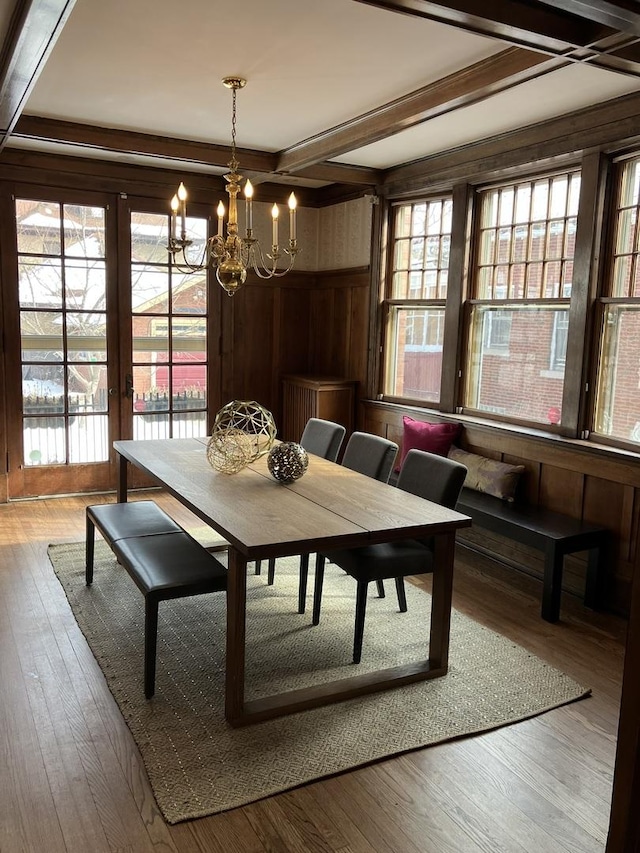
[
  {"left": 168, "top": 235, "right": 220, "bottom": 273},
  {"left": 244, "top": 240, "right": 296, "bottom": 279}
]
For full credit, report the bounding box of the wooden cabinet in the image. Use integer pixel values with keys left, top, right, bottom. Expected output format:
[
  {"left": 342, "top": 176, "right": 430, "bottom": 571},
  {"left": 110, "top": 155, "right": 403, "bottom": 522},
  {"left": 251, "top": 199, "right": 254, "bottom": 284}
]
[{"left": 282, "top": 375, "right": 357, "bottom": 442}]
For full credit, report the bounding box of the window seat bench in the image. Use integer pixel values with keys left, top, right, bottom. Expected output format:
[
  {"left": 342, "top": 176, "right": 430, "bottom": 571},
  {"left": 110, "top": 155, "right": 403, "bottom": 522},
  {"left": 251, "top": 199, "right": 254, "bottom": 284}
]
[{"left": 456, "top": 487, "right": 609, "bottom": 623}]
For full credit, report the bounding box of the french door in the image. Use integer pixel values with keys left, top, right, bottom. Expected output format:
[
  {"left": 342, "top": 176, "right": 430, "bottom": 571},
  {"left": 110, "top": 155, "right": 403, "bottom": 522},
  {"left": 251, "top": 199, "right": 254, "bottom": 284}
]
[{"left": 3, "top": 187, "right": 216, "bottom": 499}]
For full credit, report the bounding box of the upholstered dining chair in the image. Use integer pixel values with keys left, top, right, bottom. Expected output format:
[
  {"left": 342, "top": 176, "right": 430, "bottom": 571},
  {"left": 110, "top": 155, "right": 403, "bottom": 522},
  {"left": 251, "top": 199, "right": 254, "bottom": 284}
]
[
  {"left": 255, "top": 417, "right": 347, "bottom": 581},
  {"left": 341, "top": 430, "right": 398, "bottom": 483},
  {"left": 280, "top": 431, "right": 399, "bottom": 613},
  {"left": 311, "top": 448, "right": 468, "bottom": 664},
  {"left": 299, "top": 417, "right": 347, "bottom": 462}
]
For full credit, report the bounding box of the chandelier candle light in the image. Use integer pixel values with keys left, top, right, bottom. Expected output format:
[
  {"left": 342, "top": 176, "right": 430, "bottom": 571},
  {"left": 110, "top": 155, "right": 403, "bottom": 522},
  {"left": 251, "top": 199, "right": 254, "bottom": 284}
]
[{"left": 167, "top": 77, "right": 299, "bottom": 296}]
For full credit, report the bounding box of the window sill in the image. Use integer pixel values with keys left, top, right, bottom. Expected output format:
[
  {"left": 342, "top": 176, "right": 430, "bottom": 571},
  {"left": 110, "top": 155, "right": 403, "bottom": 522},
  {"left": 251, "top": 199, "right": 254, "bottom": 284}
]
[{"left": 366, "top": 398, "right": 640, "bottom": 470}]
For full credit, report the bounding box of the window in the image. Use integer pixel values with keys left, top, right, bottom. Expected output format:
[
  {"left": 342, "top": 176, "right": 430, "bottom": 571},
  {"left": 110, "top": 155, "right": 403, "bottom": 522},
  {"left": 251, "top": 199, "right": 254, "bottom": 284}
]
[
  {"left": 594, "top": 157, "right": 640, "bottom": 444},
  {"left": 383, "top": 197, "right": 452, "bottom": 403},
  {"left": 465, "top": 172, "right": 580, "bottom": 426}
]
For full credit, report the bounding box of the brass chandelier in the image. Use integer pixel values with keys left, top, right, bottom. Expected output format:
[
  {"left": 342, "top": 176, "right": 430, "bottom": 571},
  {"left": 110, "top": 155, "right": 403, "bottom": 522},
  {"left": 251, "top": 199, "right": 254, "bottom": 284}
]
[{"left": 167, "top": 77, "right": 299, "bottom": 296}]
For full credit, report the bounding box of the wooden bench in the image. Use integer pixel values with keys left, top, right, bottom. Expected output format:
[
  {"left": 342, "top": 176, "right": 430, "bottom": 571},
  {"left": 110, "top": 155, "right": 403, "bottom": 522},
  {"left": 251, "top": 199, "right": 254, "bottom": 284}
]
[
  {"left": 456, "top": 487, "right": 609, "bottom": 623},
  {"left": 85, "top": 502, "right": 227, "bottom": 698}
]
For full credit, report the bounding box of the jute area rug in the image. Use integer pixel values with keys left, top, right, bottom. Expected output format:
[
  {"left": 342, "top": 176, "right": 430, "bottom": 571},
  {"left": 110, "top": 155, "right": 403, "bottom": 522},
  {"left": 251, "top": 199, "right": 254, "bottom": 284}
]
[{"left": 48, "top": 539, "right": 589, "bottom": 825}]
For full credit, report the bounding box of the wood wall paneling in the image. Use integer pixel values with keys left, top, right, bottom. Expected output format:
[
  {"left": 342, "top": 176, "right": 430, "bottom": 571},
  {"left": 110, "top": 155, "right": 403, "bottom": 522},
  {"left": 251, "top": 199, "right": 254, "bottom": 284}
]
[
  {"left": 309, "top": 288, "right": 337, "bottom": 377},
  {"left": 214, "top": 269, "right": 368, "bottom": 436},
  {"left": 538, "top": 465, "right": 584, "bottom": 517},
  {"left": 348, "top": 282, "right": 370, "bottom": 390},
  {"left": 229, "top": 283, "right": 277, "bottom": 411}
]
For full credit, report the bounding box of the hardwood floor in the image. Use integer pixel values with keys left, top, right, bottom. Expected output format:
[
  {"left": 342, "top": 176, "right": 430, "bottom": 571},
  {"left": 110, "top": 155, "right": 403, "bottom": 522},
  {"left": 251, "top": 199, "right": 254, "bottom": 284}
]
[{"left": 0, "top": 492, "right": 625, "bottom": 853}]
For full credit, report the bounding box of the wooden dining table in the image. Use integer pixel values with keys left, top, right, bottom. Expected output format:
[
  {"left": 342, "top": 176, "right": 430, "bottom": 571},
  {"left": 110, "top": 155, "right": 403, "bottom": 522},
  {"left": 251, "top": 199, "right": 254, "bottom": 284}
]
[{"left": 113, "top": 437, "right": 471, "bottom": 727}]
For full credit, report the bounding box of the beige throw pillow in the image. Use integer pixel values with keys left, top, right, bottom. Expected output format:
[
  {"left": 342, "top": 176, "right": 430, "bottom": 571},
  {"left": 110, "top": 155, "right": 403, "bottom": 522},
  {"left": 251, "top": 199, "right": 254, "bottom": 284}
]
[{"left": 448, "top": 447, "right": 524, "bottom": 502}]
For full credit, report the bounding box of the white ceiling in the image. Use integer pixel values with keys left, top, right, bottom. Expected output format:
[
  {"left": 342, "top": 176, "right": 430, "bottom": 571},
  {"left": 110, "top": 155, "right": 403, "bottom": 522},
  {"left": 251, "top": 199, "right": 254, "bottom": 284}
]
[{"left": 4, "top": 0, "right": 640, "bottom": 182}]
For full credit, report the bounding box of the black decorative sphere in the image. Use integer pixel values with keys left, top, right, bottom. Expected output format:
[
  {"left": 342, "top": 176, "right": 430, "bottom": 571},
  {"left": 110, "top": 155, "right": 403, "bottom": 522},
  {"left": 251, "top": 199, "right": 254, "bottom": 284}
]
[{"left": 267, "top": 442, "right": 309, "bottom": 483}]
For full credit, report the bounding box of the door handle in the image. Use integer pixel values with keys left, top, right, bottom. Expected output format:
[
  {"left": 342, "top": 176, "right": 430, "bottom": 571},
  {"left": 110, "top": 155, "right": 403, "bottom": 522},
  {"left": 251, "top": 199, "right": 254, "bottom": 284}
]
[{"left": 125, "top": 374, "right": 134, "bottom": 398}]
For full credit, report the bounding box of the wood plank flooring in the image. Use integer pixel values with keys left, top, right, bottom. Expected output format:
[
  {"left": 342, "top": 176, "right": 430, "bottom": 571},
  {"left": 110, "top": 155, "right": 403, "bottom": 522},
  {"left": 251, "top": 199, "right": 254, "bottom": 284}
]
[{"left": 0, "top": 492, "right": 625, "bottom": 853}]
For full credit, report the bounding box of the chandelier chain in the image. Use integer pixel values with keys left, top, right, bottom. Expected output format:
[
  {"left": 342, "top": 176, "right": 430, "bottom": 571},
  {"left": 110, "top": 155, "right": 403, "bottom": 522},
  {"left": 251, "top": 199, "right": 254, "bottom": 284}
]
[{"left": 230, "top": 86, "right": 238, "bottom": 169}]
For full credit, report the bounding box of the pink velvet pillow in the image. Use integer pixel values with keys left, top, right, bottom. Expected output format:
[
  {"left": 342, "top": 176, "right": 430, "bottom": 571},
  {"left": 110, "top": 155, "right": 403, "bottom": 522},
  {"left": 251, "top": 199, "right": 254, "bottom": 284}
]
[{"left": 395, "top": 417, "right": 462, "bottom": 473}]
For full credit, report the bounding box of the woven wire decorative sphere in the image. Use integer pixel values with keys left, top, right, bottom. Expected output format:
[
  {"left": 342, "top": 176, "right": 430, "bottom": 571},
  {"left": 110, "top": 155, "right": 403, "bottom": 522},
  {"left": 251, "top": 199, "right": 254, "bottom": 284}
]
[
  {"left": 207, "top": 400, "right": 276, "bottom": 474},
  {"left": 267, "top": 442, "right": 309, "bottom": 483}
]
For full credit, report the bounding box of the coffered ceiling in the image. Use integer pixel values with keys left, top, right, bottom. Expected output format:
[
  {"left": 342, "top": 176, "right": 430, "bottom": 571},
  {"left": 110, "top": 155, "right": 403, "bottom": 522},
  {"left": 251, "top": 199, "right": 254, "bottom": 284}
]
[{"left": 1, "top": 0, "right": 639, "bottom": 192}]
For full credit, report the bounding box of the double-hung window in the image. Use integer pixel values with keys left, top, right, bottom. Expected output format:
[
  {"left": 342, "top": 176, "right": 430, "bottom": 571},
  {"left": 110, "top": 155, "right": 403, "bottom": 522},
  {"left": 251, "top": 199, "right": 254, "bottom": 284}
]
[
  {"left": 464, "top": 171, "right": 580, "bottom": 425},
  {"left": 594, "top": 156, "right": 640, "bottom": 445},
  {"left": 383, "top": 197, "right": 452, "bottom": 404}
]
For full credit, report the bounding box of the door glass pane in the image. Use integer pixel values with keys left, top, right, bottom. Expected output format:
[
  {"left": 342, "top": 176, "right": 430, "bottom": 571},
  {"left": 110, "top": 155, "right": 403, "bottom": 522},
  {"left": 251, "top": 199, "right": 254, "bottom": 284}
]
[
  {"left": 19, "top": 258, "right": 63, "bottom": 307},
  {"left": 67, "top": 313, "right": 107, "bottom": 361},
  {"left": 65, "top": 259, "right": 106, "bottom": 309},
  {"left": 21, "top": 312, "right": 63, "bottom": 360},
  {"left": 63, "top": 205, "right": 106, "bottom": 257},
  {"left": 16, "top": 200, "right": 62, "bottom": 255},
  {"left": 16, "top": 198, "right": 109, "bottom": 466}
]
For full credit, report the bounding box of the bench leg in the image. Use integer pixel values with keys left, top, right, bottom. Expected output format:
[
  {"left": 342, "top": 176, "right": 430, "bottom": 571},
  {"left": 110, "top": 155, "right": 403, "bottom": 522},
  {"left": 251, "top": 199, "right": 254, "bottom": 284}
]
[
  {"left": 542, "top": 544, "right": 563, "bottom": 623},
  {"left": 144, "top": 597, "right": 159, "bottom": 699},
  {"left": 585, "top": 537, "right": 608, "bottom": 611},
  {"left": 267, "top": 557, "right": 276, "bottom": 585},
  {"left": 254, "top": 560, "right": 262, "bottom": 575},
  {"left": 85, "top": 514, "right": 95, "bottom": 586}
]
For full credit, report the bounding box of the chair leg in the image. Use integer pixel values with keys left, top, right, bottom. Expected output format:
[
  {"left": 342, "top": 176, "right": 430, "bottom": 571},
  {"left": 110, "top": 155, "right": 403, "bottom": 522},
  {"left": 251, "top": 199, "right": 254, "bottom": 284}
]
[
  {"left": 254, "top": 560, "right": 262, "bottom": 575},
  {"left": 267, "top": 557, "right": 276, "bottom": 585},
  {"left": 298, "top": 553, "right": 310, "bottom": 614},
  {"left": 312, "top": 554, "right": 326, "bottom": 625},
  {"left": 85, "top": 514, "right": 95, "bottom": 586},
  {"left": 395, "top": 577, "right": 407, "bottom": 612},
  {"left": 353, "top": 580, "right": 369, "bottom": 664},
  {"left": 144, "top": 597, "right": 159, "bottom": 699},
  {"left": 375, "top": 579, "right": 385, "bottom": 598}
]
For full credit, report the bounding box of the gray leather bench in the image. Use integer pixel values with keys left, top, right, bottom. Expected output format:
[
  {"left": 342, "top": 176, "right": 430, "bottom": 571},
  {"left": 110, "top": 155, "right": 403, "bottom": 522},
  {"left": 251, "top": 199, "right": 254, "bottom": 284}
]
[
  {"left": 86, "top": 500, "right": 183, "bottom": 583},
  {"left": 85, "top": 501, "right": 227, "bottom": 697}
]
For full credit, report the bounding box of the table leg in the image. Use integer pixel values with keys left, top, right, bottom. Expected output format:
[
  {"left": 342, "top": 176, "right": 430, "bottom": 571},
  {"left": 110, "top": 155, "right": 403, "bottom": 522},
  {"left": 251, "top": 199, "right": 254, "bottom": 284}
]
[
  {"left": 225, "top": 546, "right": 248, "bottom": 725},
  {"left": 429, "top": 532, "right": 456, "bottom": 670},
  {"left": 117, "top": 453, "right": 128, "bottom": 503}
]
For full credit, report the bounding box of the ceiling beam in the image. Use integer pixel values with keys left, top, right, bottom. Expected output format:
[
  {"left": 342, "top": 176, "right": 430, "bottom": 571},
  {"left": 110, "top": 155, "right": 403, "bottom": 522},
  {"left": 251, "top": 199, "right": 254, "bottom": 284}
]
[
  {"left": 534, "top": 1, "right": 640, "bottom": 35},
  {"left": 276, "top": 48, "right": 565, "bottom": 174},
  {"left": 381, "top": 89, "right": 640, "bottom": 195},
  {"left": 352, "top": 0, "right": 610, "bottom": 53},
  {"left": 0, "top": 0, "right": 76, "bottom": 149},
  {"left": 10, "top": 115, "right": 382, "bottom": 187}
]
